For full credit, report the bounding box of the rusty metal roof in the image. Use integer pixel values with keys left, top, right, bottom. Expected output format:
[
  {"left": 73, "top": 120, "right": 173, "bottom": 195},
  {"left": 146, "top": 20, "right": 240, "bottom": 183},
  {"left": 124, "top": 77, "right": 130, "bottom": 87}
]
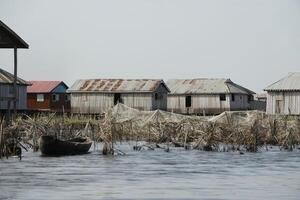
[
  {"left": 68, "top": 79, "right": 169, "bottom": 93},
  {"left": 0, "top": 20, "right": 29, "bottom": 48},
  {"left": 27, "top": 81, "right": 67, "bottom": 93},
  {"left": 0, "top": 68, "right": 29, "bottom": 85},
  {"left": 265, "top": 72, "right": 300, "bottom": 91},
  {"left": 166, "top": 78, "right": 255, "bottom": 95}
]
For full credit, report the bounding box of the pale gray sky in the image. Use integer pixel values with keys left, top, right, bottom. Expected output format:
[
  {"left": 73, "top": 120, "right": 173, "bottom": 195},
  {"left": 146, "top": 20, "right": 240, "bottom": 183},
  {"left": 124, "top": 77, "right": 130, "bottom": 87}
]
[{"left": 0, "top": 0, "right": 299, "bottom": 92}]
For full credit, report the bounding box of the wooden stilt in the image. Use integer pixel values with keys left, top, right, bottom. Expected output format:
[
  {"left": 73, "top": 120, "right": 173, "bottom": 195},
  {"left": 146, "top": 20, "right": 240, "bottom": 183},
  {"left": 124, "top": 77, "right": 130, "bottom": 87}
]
[{"left": 13, "top": 47, "right": 18, "bottom": 118}]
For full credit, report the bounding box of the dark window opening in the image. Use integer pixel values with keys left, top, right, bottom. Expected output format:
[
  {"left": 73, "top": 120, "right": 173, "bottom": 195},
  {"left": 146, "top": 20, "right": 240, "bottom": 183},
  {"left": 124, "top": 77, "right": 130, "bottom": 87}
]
[
  {"left": 231, "top": 94, "right": 235, "bottom": 102},
  {"left": 248, "top": 95, "right": 253, "bottom": 102},
  {"left": 52, "top": 94, "right": 59, "bottom": 102},
  {"left": 154, "top": 93, "right": 163, "bottom": 100},
  {"left": 114, "top": 93, "right": 123, "bottom": 105},
  {"left": 186, "top": 96, "right": 191, "bottom": 108},
  {"left": 220, "top": 94, "right": 226, "bottom": 101},
  {"left": 65, "top": 94, "right": 70, "bottom": 102}
]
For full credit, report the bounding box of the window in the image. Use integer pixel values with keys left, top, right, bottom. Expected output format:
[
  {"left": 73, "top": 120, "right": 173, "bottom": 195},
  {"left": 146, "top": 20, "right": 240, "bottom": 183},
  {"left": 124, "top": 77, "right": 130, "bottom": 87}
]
[
  {"left": 52, "top": 94, "right": 60, "bottom": 102},
  {"left": 220, "top": 94, "right": 226, "bottom": 101},
  {"left": 231, "top": 94, "right": 235, "bottom": 102},
  {"left": 185, "top": 96, "right": 191, "bottom": 108},
  {"left": 114, "top": 93, "right": 123, "bottom": 105},
  {"left": 65, "top": 94, "right": 70, "bottom": 102},
  {"left": 248, "top": 95, "right": 253, "bottom": 102},
  {"left": 37, "top": 94, "right": 44, "bottom": 102}
]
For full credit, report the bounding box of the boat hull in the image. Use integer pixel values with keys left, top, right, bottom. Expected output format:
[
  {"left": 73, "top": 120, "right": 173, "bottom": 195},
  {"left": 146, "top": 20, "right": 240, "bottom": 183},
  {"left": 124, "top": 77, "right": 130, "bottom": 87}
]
[{"left": 39, "top": 136, "right": 92, "bottom": 156}]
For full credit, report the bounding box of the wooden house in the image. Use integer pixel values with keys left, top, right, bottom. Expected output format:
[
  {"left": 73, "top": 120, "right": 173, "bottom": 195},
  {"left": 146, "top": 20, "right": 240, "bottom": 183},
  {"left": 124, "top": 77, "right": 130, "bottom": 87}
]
[
  {"left": 68, "top": 79, "right": 170, "bottom": 114},
  {"left": 0, "top": 68, "right": 29, "bottom": 112},
  {"left": 0, "top": 20, "right": 29, "bottom": 116},
  {"left": 27, "top": 81, "right": 70, "bottom": 112},
  {"left": 264, "top": 72, "right": 300, "bottom": 115},
  {"left": 166, "top": 78, "right": 255, "bottom": 115}
]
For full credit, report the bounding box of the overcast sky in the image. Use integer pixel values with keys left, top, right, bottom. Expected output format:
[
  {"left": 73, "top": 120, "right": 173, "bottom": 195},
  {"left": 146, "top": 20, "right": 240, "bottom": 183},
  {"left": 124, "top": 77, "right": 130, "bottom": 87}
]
[{"left": 0, "top": 0, "right": 299, "bottom": 92}]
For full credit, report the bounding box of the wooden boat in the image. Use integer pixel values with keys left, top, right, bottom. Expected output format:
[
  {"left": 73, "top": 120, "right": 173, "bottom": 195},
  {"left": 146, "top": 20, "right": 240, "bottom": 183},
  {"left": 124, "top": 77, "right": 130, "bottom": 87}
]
[{"left": 39, "top": 135, "right": 92, "bottom": 156}]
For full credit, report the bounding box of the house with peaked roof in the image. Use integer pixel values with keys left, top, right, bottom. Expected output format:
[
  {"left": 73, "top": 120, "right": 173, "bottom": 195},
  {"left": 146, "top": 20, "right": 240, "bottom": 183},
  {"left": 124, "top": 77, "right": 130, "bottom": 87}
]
[
  {"left": 264, "top": 72, "right": 300, "bottom": 115},
  {"left": 67, "top": 79, "right": 170, "bottom": 114},
  {"left": 0, "top": 68, "right": 29, "bottom": 112},
  {"left": 27, "top": 81, "right": 70, "bottom": 112},
  {"left": 166, "top": 78, "right": 255, "bottom": 115}
]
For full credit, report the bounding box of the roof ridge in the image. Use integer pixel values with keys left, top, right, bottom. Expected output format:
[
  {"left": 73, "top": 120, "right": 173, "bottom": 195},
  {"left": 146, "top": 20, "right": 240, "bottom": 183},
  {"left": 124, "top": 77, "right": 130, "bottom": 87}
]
[{"left": 264, "top": 72, "right": 300, "bottom": 91}]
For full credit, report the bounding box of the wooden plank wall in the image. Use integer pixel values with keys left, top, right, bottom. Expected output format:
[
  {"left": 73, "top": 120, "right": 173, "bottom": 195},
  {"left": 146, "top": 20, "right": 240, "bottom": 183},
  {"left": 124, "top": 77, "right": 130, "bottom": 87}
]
[
  {"left": 266, "top": 91, "right": 300, "bottom": 115},
  {"left": 167, "top": 94, "right": 251, "bottom": 115},
  {"left": 167, "top": 94, "right": 230, "bottom": 115},
  {"left": 229, "top": 94, "right": 250, "bottom": 110},
  {"left": 71, "top": 93, "right": 157, "bottom": 114},
  {"left": 0, "top": 84, "right": 27, "bottom": 110}
]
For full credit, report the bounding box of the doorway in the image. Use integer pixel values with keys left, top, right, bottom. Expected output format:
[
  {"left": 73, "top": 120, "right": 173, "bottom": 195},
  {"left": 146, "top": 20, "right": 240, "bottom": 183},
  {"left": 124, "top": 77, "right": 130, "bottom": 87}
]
[
  {"left": 275, "top": 100, "right": 283, "bottom": 114},
  {"left": 114, "top": 93, "right": 123, "bottom": 105}
]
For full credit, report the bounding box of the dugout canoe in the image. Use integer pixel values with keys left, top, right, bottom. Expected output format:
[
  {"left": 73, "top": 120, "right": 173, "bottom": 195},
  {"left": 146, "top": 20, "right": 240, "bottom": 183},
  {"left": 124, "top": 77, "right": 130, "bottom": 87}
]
[{"left": 39, "top": 135, "right": 92, "bottom": 156}]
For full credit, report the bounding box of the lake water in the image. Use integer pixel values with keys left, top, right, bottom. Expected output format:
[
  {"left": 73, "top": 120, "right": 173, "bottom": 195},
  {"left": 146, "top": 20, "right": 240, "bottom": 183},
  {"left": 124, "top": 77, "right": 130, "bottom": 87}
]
[{"left": 0, "top": 144, "right": 300, "bottom": 200}]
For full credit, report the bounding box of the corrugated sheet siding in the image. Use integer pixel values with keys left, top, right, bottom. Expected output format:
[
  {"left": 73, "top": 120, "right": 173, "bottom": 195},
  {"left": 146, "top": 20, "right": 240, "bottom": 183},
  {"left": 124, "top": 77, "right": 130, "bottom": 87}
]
[
  {"left": 266, "top": 92, "right": 300, "bottom": 115},
  {"left": 0, "top": 84, "right": 27, "bottom": 110},
  {"left": 167, "top": 94, "right": 231, "bottom": 115}
]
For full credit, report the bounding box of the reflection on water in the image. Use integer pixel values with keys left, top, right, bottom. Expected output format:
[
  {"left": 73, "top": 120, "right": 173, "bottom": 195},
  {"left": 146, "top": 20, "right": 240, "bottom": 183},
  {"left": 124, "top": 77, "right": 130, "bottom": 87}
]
[{"left": 0, "top": 144, "right": 300, "bottom": 200}]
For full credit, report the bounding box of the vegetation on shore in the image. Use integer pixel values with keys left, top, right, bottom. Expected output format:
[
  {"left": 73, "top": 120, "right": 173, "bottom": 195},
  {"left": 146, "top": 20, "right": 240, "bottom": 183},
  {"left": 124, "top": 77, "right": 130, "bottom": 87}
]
[{"left": 1, "top": 104, "right": 300, "bottom": 158}]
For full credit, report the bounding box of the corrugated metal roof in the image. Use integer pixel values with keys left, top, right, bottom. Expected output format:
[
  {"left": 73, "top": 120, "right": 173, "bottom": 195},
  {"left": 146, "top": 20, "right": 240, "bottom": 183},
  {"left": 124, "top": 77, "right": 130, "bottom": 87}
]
[
  {"left": 166, "top": 78, "right": 255, "bottom": 95},
  {"left": 265, "top": 72, "right": 300, "bottom": 91},
  {"left": 68, "top": 79, "right": 169, "bottom": 93},
  {"left": 0, "top": 68, "right": 29, "bottom": 85},
  {"left": 0, "top": 20, "right": 29, "bottom": 48},
  {"left": 27, "top": 81, "right": 64, "bottom": 93}
]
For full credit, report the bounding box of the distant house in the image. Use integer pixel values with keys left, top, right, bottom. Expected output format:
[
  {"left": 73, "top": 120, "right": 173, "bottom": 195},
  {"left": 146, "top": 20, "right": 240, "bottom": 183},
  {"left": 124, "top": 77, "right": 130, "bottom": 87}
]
[
  {"left": 264, "top": 72, "right": 300, "bottom": 115},
  {"left": 166, "top": 78, "right": 255, "bottom": 115},
  {"left": 0, "top": 68, "right": 29, "bottom": 112},
  {"left": 27, "top": 81, "right": 70, "bottom": 112},
  {"left": 68, "top": 79, "right": 170, "bottom": 114},
  {"left": 250, "top": 93, "right": 267, "bottom": 112},
  {"left": 254, "top": 93, "right": 267, "bottom": 102}
]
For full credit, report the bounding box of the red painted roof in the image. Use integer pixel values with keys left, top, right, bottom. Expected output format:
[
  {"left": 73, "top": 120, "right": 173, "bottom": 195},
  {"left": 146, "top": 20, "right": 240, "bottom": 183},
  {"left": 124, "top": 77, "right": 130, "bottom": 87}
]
[{"left": 27, "top": 81, "right": 62, "bottom": 93}]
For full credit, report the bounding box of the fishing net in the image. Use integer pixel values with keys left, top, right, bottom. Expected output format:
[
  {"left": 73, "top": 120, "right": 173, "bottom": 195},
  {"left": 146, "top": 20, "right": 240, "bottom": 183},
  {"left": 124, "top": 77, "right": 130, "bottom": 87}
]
[{"left": 98, "top": 103, "right": 300, "bottom": 152}]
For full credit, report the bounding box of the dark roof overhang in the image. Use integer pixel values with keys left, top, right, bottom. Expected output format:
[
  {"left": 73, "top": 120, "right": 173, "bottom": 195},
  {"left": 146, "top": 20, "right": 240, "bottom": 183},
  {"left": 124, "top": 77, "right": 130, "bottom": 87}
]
[{"left": 0, "top": 20, "right": 29, "bottom": 49}]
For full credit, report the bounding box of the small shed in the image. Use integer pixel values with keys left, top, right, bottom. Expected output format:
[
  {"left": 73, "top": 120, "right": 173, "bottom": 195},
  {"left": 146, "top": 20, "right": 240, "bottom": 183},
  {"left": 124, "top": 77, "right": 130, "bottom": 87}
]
[
  {"left": 167, "top": 78, "right": 255, "bottom": 115},
  {"left": 68, "top": 79, "right": 170, "bottom": 114},
  {"left": 0, "top": 68, "right": 29, "bottom": 112},
  {"left": 264, "top": 72, "right": 300, "bottom": 115},
  {"left": 27, "top": 81, "right": 70, "bottom": 113}
]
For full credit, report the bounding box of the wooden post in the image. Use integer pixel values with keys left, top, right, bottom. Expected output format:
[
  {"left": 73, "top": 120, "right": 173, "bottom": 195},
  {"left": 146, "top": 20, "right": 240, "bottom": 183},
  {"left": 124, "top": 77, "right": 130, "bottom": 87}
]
[
  {"left": 13, "top": 47, "right": 17, "bottom": 117},
  {"left": 6, "top": 100, "right": 11, "bottom": 123}
]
